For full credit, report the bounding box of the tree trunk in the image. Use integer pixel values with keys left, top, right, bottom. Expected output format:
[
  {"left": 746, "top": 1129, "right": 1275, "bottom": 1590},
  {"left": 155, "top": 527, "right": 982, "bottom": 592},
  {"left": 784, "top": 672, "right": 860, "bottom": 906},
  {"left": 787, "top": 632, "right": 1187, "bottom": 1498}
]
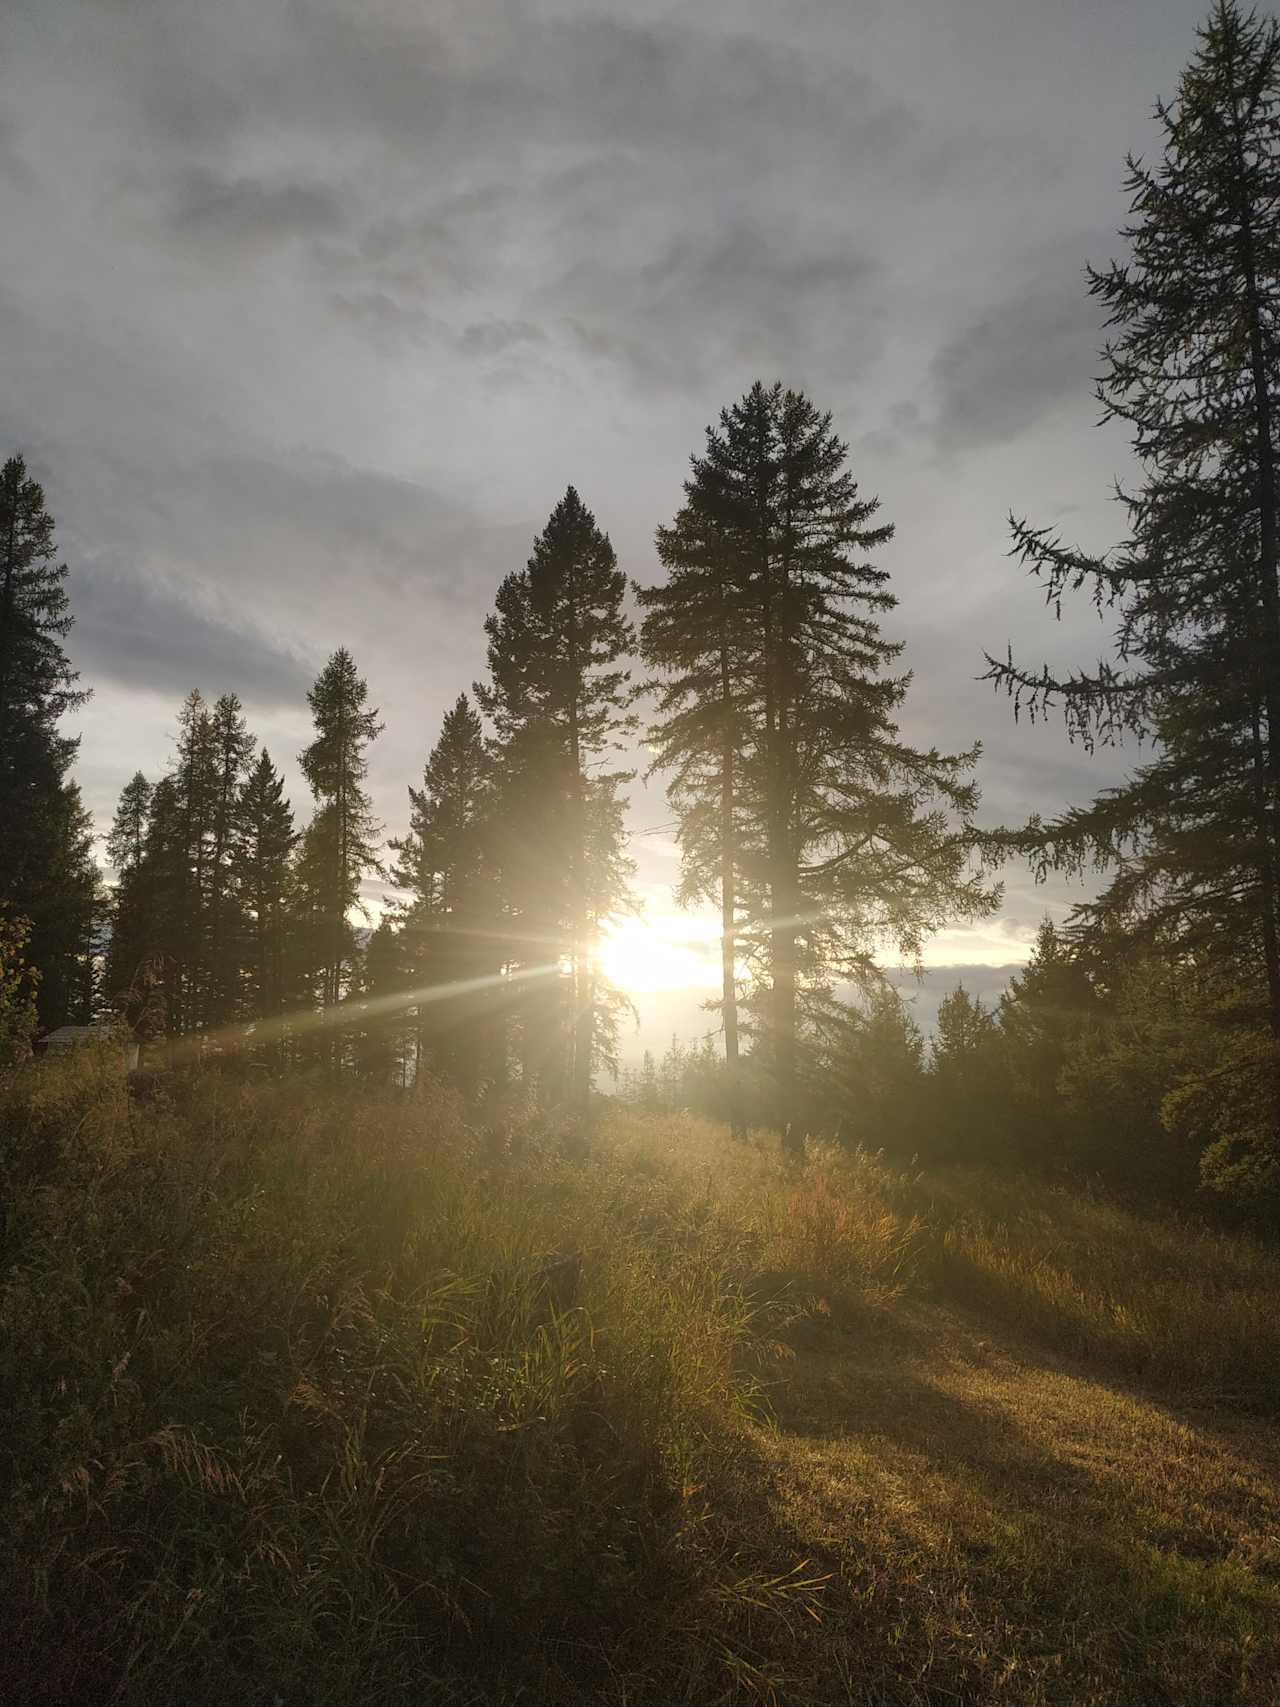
[
  {"left": 719, "top": 653, "right": 744, "bottom": 1140},
  {"left": 773, "top": 891, "right": 800, "bottom": 1152},
  {"left": 773, "top": 448, "right": 800, "bottom": 1144},
  {"left": 567, "top": 563, "right": 594, "bottom": 1115}
]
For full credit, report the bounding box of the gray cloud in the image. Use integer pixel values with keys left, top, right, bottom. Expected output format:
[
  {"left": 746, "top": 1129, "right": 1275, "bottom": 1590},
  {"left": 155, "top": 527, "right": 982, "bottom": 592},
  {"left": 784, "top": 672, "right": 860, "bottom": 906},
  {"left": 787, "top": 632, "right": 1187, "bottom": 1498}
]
[
  {"left": 930, "top": 238, "right": 1113, "bottom": 452},
  {"left": 550, "top": 220, "right": 883, "bottom": 392},
  {"left": 458, "top": 318, "right": 547, "bottom": 358},
  {"left": 0, "top": 0, "right": 1219, "bottom": 966},
  {"left": 69, "top": 557, "right": 315, "bottom": 706},
  {"left": 117, "top": 5, "right": 914, "bottom": 177},
  {"left": 165, "top": 170, "right": 347, "bottom": 249},
  {"left": 0, "top": 114, "right": 34, "bottom": 190}
]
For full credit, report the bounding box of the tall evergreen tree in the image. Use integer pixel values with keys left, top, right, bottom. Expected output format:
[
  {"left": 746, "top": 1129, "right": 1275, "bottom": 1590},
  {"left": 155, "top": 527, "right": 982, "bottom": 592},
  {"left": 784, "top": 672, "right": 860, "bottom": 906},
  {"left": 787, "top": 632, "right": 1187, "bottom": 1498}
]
[
  {"left": 28, "top": 785, "right": 98, "bottom": 1027},
  {"left": 234, "top": 749, "right": 297, "bottom": 1054},
  {"left": 0, "top": 454, "right": 84, "bottom": 760},
  {"left": 643, "top": 384, "right": 995, "bottom": 1138},
  {"left": 928, "top": 985, "right": 1006, "bottom": 1161},
  {"left": 168, "top": 691, "right": 219, "bottom": 1034},
  {"left": 987, "top": 1, "right": 1280, "bottom": 1183},
  {"left": 0, "top": 910, "right": 40, "bottom": 1067},
  {"left": 104, "top": 771, "right": 153, "bottom": 1011},
  {"left": 107, "top": 772, "right": 152, "bottom": 875},
  {"left": 298, "top": 648, "right": 383, "bottom": 1018},
  {"left": 124, "top": 773, "right": 185, "bottom": 1040},
  {"left": 355, "top": 917, "right": 413, "bottom": 1085},
  {"left": 205, "top": 693, "right": 256, "bottom": 1026},
  {"left": 110, "top": 693, "right": 263, "bottom": 1045},
  {"left": 388, "top": 693, "right": 495, "bottom": 1094},
  {"left": 0, "top": 454, "right": 97, "bottom": 1027},
  {"left": 389, "top": 695, "right": 488, "bottom": 931},
  {"left": 997, "top": 920, "right": 1100, "bottom": 1164},
  {"left": 476, "top": 487, "right": 636, "bottom": 1109},
  {"left": 639, "top": 452, "right": 755, "bottom": 1136}
]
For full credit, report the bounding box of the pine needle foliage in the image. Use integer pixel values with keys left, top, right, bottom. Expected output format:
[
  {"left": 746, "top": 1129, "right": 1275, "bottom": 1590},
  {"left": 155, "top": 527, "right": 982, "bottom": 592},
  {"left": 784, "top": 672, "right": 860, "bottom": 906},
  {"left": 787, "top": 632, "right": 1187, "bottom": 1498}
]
[
  {"left": 986, "top": 1, "right": 1280, "bottom": 1178},
  {"left": 0, "top": 454, "right": 97, "bottom": 1027},
  {"left": 643, "top": 382, "right": 996, "bottom": 1131},
  {"left": 298, "top": 647, "right": 384, "bottom": 1014},
  {"left": 477, "top": 487, "right": 636, "bottom": 1107}
]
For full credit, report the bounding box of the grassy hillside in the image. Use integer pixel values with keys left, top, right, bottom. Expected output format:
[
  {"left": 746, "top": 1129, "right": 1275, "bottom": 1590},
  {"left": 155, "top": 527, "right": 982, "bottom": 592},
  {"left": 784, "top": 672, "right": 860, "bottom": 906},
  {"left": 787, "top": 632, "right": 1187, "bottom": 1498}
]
[{"left": 2, "top": 1046, "right": 1279, "bottom": 1705}]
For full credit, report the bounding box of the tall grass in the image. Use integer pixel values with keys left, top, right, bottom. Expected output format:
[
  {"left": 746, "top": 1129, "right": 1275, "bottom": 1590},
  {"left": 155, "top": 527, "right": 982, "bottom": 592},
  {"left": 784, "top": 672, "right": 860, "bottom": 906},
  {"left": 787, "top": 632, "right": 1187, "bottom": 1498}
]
[
  {"left": 884, "top": 1162, "right": 1280, "bottom": 1410},
  {"left": 0, "top": 1052, "right": 907, "bottom": 1705},
  {"left": 5, "top": 1049, "right": 1278, "bottom": 1703}
]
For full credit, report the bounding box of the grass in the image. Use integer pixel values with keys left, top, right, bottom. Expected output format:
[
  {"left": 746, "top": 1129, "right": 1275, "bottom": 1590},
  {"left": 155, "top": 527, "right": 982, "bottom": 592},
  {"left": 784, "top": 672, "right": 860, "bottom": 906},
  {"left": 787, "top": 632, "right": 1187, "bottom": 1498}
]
[
  {"left": 886, "top": 1163, "right": 1280, "bottom": 1410},
  {"left": 2, "top": 1046, "right": 1279, "bottom": 1703}
]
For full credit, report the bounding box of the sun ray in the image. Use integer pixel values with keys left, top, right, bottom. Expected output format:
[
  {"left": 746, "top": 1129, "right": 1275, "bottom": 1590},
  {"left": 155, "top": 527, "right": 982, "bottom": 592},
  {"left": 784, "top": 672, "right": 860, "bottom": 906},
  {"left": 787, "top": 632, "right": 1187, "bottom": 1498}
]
[{"left": 596, "top": 914, "right": 721, "bottom": 995}]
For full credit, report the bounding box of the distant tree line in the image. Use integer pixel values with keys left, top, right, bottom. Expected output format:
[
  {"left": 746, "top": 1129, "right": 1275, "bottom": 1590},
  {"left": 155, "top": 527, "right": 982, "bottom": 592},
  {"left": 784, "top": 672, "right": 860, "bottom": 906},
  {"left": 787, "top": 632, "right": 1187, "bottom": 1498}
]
[{"left": 4, "top": 2, "right": 1280, "bottom": 1219}]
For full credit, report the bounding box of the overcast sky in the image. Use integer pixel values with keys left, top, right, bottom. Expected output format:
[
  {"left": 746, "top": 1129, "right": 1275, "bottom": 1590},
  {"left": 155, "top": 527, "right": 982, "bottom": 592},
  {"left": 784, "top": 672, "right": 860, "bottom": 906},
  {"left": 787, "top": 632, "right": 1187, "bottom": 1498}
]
[{"left": 1, "top": 0, "right": 1213, "bottom": 1018}]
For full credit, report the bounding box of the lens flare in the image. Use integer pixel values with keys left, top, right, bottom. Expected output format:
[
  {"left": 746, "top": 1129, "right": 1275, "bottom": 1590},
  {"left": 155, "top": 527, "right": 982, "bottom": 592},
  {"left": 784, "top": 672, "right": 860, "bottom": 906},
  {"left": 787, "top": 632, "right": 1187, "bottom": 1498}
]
[{"left": 596, "top": 915, "right": 721, "bottom": 995}]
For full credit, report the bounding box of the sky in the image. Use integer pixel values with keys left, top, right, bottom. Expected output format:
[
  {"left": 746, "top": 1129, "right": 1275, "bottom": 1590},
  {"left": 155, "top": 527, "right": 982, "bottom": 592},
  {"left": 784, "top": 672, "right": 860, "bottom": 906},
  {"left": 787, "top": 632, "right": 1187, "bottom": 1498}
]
[{"left": 0, "top": 0, "right": 1214, "bottom": 1049}]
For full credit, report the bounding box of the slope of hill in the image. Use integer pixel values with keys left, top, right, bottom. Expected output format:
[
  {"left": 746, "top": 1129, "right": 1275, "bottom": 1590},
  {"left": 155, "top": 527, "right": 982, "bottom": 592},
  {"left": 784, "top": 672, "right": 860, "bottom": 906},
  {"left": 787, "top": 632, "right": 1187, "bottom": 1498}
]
[{"left": 1, "top": 1048, "right": 1277, "bottom": 1705}]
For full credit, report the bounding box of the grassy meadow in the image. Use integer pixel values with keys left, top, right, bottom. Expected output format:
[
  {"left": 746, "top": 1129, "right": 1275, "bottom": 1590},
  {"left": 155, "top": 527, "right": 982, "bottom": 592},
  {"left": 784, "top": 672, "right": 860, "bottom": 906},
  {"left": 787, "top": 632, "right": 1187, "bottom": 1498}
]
[{"left": 3, "top": 1044, "right": 1280, "bottom": 1705}]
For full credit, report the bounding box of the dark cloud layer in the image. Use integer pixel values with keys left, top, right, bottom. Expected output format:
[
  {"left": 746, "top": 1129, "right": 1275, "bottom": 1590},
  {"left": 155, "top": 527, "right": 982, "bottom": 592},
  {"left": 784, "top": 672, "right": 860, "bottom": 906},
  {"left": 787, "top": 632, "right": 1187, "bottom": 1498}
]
[
  {"left": 931, "top": 241, "right": 1113, "bottom": 451},
  {"left": 166, "top": 171, "right": 348, "bottom": 250},
  {"left": 69, "top": 559, "right": 315, "bottom": 706}
]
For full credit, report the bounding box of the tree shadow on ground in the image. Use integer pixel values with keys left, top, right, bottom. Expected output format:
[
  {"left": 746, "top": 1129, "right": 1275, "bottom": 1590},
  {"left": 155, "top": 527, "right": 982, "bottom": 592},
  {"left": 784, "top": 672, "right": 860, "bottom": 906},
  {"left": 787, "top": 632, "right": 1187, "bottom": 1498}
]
[{"left": 704, "top": 1302, "right": 1280, "bottom": 1707}]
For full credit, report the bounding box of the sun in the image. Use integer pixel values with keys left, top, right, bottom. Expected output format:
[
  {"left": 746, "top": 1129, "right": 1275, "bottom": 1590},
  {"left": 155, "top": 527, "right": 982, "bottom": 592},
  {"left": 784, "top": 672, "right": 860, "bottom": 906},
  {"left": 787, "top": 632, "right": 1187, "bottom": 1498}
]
[{"left": 596, "top": 914, "right": 721, "bottom": 995}]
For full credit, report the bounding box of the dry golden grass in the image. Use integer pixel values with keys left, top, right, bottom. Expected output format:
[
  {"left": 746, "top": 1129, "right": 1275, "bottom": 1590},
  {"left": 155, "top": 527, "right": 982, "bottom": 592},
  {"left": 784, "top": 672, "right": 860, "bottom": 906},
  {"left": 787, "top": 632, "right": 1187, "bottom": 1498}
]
[
  {"left": 736, "top": 1301, "right": 1280, "bottom": 1704},
  {"left": 891, "top": 1165, "right": 1280, "bottom": 1410},
  {"left": 2, "top": 1052, "right": 1279, "bottom": 1704}
]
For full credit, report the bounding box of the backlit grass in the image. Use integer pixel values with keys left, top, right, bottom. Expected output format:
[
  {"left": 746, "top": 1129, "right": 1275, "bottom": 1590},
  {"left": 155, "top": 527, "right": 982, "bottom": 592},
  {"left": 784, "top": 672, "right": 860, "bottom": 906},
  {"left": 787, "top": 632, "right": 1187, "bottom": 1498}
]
[{"left": 2, "top": 1046, "right": 1278, "bottom": 1704}]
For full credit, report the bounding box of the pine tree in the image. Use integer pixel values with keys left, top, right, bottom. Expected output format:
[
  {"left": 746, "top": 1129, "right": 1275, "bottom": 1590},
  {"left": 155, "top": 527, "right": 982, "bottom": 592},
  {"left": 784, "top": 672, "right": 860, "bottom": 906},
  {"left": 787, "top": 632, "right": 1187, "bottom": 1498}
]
[
  {"left": 639, "top": 442, "right": 756, "bottom": 1136},
  {"left": 643, "top": 384, "right": 995, "bottom": 1140},
  {"left": 987, "top": 2, "right": 1280, "bottom": 1186},
  {"left": 24, "top": 784, "right": 98, "bottom": 1027},
  {"left": 168, "top": 691, "right": 220, "bottom": 1034},
  {"left": 388, "top": 693, "right": 495, "bottom": 1094},
  {"left": 355, "top": 917, "right": 412, "bottom": 1084},
  {"left": 476, "top": 487, "right": 636, "bottom": 1109},
  {"left": 997, "top": 920, "right": 1100, "bottom": 1163},
  {"left": 104, "top": 772, "right": 153, "bottom": 1010},
  {"left": 929, "top": 985, "right": 1006, "bottom": 1161},
  {"left": 234, "top": 749, "right": 296, "bottom": 1056},
  {"left": 126, "top": 774, "right": 185, "bottom": 1037},
  {"left": 107, "top": 772, "right": 152, "bottom": 875},
  {"left": 0, "top": 454, "right": 97, "bottom": 1028},
  {"left": 205, "top": 693, "right": 256, "bottom": 1026},
  {"left": 0, "top": 454, "right": 85, "bottom": 759},
  {"left": 298, "top": 649, "right": 383, "bottom": 1022},
  {"left": 806, "top": 985, "right": 926, "bottom": 1153}
]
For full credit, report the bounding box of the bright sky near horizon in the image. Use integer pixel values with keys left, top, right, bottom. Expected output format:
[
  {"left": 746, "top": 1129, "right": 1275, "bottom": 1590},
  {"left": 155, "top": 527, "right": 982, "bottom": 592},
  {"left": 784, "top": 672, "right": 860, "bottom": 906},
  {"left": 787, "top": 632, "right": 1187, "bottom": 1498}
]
[{"left": 1, "top": 0, "right": 1205, "bottom": 1013}]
